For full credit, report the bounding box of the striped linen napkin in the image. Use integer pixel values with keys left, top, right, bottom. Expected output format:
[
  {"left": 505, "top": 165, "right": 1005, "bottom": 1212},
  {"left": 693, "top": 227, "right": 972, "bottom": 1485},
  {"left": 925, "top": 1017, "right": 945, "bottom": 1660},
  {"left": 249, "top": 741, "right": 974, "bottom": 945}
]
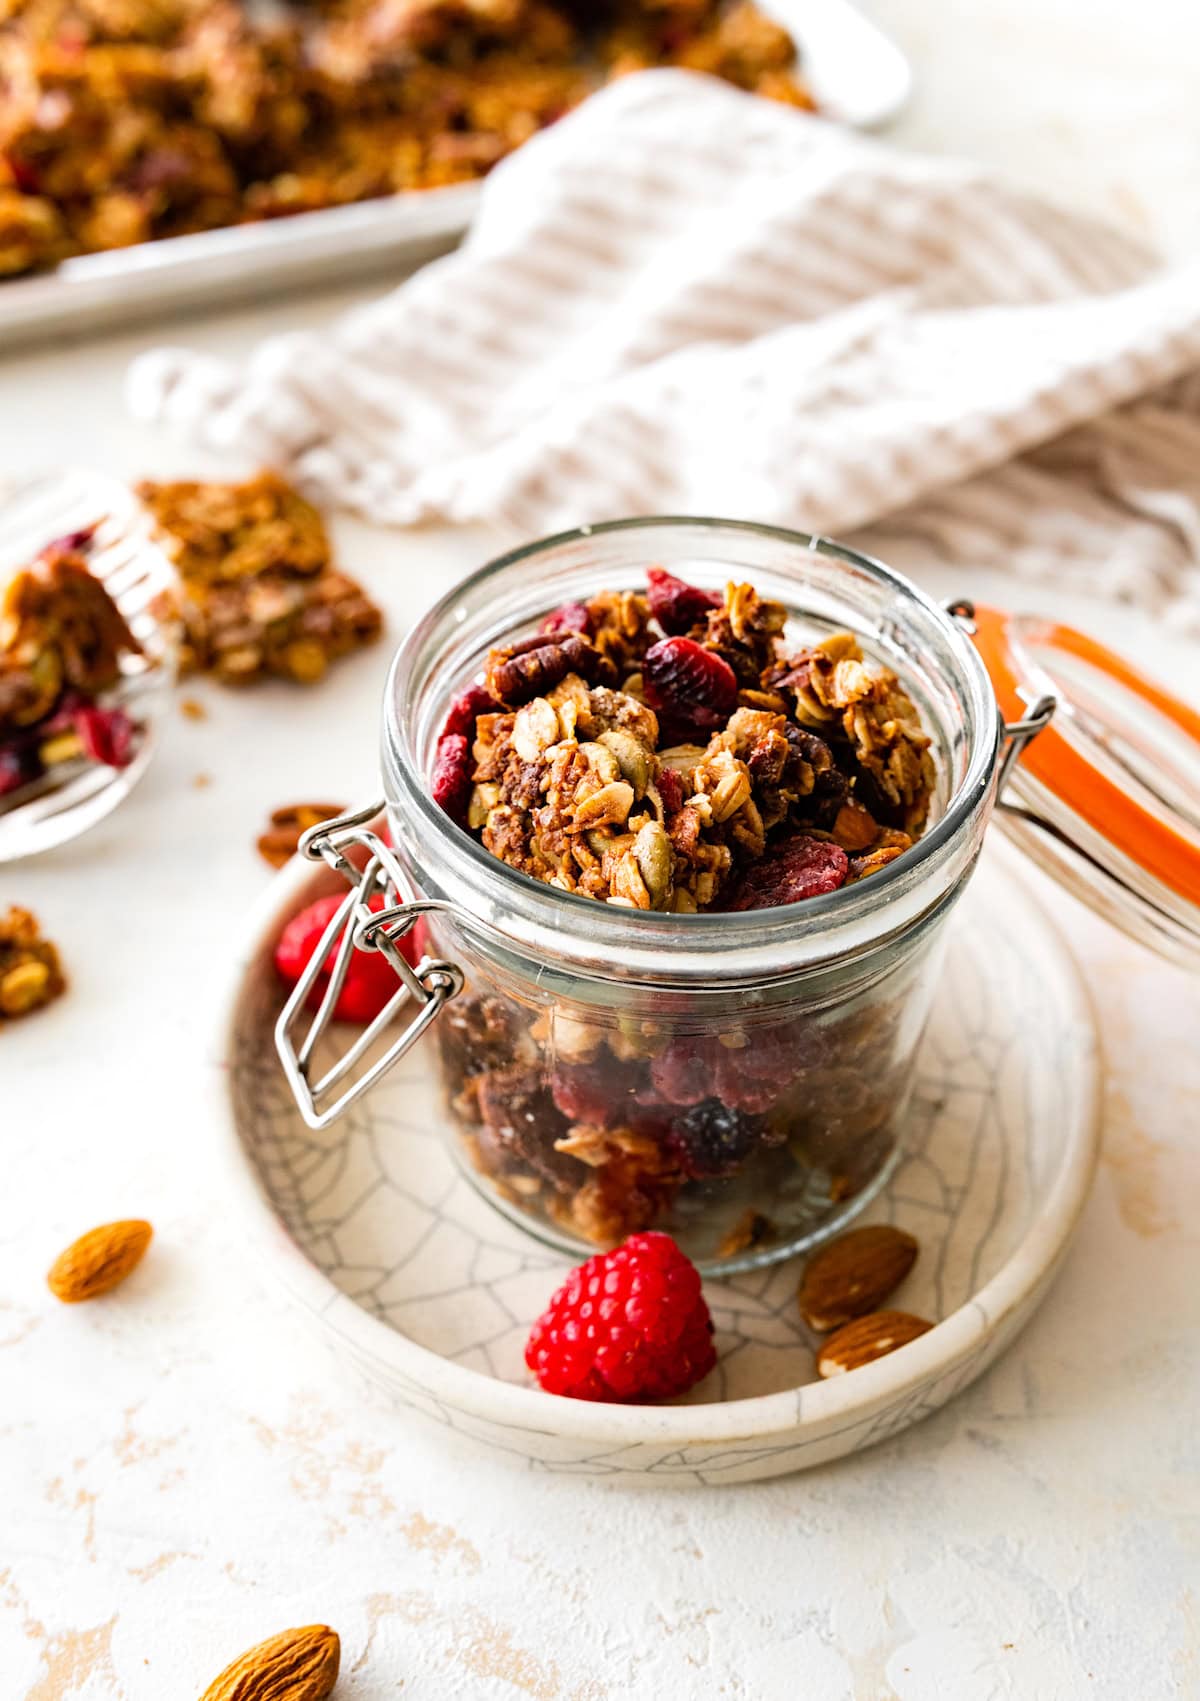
[{"left": 128, "top": 70, "right": 1200, "bottom": 630}]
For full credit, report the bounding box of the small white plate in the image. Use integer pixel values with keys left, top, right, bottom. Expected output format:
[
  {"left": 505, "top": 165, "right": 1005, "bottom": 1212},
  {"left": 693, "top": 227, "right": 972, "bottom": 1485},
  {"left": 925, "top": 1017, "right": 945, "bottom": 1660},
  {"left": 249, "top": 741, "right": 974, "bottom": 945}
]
[{"left": 213, "top": 847, "right": 1099, "bottom": 1485}]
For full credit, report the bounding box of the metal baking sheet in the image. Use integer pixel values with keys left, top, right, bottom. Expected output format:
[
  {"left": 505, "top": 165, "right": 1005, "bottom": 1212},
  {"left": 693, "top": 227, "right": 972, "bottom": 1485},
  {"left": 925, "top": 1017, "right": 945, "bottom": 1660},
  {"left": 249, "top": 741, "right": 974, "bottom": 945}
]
[{"left": 0, "top": 0, "right": 910, "bottom": 348}]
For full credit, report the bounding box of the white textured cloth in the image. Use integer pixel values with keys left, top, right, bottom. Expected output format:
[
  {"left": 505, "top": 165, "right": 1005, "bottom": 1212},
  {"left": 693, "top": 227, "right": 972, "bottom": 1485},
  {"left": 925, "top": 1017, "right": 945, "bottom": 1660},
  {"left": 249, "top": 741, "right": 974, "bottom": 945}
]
[{"left": 129, "top": 71, "right": 1200, "bottom": 629}]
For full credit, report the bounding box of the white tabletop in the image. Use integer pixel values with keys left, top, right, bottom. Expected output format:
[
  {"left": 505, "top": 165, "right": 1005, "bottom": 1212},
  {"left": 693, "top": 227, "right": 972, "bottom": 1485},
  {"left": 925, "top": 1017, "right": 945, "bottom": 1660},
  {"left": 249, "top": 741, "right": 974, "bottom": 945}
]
[{"left": 3, "top": 5, "right": 1199, "bottom": 1696}]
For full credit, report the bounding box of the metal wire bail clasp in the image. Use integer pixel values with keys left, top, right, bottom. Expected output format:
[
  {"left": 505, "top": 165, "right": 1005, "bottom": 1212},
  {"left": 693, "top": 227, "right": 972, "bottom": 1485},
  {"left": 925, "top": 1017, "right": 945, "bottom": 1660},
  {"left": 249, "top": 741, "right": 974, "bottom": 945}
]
[
  {"left": 275, "top": 801, "right": 463, "bottom": 1130},
  {"left": 943, "top": 597, "right": 1056, "bottom": 795}
]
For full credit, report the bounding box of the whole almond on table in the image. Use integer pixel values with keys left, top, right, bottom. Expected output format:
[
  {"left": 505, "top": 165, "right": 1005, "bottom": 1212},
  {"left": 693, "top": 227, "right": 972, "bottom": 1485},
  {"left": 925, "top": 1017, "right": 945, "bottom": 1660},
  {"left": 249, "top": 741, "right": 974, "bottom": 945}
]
[
  {"left": 816, "top": 1311, "right": 933, "bottom": 1378},
  {"left": 797, "top": 1223, "right": 918, "bottom": 1331},
  {"left": 47, "top": 1219, "right": 152, "bottom": 1303},
  {"left": 199, "top": 1625, "right": 340, "bottom": 1701}
]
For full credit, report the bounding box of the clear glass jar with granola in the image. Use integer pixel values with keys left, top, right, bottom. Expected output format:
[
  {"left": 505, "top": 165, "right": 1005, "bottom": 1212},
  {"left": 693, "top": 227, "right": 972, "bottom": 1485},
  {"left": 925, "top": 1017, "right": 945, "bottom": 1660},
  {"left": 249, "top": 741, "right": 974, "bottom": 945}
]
[{"left": 276, "top": 518, "right": 1002, "bottom": 1272}]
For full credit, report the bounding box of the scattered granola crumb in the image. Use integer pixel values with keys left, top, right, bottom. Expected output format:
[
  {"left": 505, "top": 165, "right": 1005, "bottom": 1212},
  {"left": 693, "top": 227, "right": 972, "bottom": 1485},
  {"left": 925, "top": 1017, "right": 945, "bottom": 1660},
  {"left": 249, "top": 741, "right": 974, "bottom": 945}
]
[
  {"left": 717, "top": 1209, "right": 773, "bottom": 1260},
  {"left": 0, "top": 906, "right": 65, "bottom": 1023},
  {"left": 257, "top": 801, "right": 345, "bottom": 868},
  {"left": 193, "top": 772, "right": 212, "bottom": 789},
  {"left": 179, "top": 696, "right": 207, "bottom": 721}
]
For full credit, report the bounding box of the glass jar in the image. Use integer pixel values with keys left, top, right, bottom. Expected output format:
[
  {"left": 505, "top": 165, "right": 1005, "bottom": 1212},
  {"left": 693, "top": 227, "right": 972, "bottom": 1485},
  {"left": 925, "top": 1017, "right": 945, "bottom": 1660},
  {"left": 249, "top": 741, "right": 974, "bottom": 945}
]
[{"left": 277, "top": 518, "right": 1028, "bottom": 1273}]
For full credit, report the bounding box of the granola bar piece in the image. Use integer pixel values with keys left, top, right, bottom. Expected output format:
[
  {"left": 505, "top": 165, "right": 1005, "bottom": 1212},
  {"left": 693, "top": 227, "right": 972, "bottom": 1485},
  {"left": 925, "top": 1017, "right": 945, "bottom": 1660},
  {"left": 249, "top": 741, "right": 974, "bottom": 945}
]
[
  {"left": 139, "top": 471, "right": 382, "bottom": 685},
  {"left": 0, "top": 905, "right": 65, "bottom": 1021}
]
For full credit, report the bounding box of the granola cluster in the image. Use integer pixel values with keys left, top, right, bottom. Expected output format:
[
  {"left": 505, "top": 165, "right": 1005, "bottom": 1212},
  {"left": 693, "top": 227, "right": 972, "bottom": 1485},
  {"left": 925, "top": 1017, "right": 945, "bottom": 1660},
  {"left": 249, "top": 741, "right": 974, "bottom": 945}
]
[
  {"left": 430, "top": 568, "right": 937, "bottom": 1256},
  {"left": 0, "top": 533, "right": 143, "bottom": 799},
  {"left": 0, "top": 0, "right": 815, "bottom": 276},
  {"left": 0, "top": 905, "right": 66, "bottom": 1020},
  {"left": 139, "top": 470, "right": 382, "bottom": 685},
  {"left": 454, "top": 571, "right": 935, "bottom": 912}
]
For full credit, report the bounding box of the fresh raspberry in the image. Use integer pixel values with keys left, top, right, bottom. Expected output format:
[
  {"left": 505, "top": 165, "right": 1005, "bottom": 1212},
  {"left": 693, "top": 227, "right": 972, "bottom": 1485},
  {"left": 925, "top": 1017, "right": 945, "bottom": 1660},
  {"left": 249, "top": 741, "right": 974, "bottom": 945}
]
[
  {"left": 441, "top": 682, "right": 498, "bottom": 740},
  {"left": 647, "top": 1036, "right": 711, "bottom": 1106},
  {"left": 431, "top": 731, "right": 472, "bottom": 825},
  {"left": 539, "top": 600, "right": 593, "bottom": 638},
  {"left": 646, "top": 567, "right": 722, "bottom": 635},
  {"left": 525, "top": 1232, "right": 716, "bottom": 1402},
  {"left": 551, "top": 1055, "right": 649, "bottom": 1128},
  {"left": 665, "top": 1098, "right": 761, "bottom": 1178},
  {"left": 274, "top": 892, "right": 417, "bottom": 1024},
  {"left": 723, "top": 833, "right": 849, "bottom": 911},
  {"left": 642, "top": 637, "right": 737, "bottom": 732},
  {"left": 73, "top": 705, "right": 135, "bottom": 769}
]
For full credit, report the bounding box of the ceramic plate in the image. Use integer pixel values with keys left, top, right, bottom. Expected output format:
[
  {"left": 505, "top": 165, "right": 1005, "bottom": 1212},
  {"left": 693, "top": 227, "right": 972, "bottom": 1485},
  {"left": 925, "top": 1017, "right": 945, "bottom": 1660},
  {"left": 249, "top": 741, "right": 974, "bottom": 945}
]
[{"left": 213, "top": 847, "right": 1099, "bottom": 1485}]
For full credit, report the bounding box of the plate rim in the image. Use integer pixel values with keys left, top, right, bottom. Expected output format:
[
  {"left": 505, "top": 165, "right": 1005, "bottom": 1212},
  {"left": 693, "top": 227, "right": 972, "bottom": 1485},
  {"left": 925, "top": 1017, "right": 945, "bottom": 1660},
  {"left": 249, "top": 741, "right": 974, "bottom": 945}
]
[{"left": 209, "top": 843, "right": 1101, "bottom": 1448}]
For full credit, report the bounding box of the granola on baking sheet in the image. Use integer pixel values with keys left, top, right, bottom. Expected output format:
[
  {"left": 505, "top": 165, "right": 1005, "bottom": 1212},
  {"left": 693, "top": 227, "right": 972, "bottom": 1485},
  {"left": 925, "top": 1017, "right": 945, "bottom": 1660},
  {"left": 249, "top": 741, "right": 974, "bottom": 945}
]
[
  {"left": 139, "top": 470, "right": 382, "bottom": 685},
  {"left": 0, "top": 0, "right": 815, "bottom": 275},
  {"left": 445, "top": 568, "right": 935, "bottom": 913}
]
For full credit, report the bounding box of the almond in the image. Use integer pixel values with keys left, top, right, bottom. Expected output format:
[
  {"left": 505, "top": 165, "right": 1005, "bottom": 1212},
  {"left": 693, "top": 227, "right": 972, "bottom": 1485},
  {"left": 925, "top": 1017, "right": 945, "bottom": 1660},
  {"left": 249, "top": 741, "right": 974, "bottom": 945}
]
[
  {"left": 798, "top": 1223, "right": 918, "bottom": 1331},
  {"left": 816, "top": 1310, "right": 933, "bottom": 1377},
  {"left": 199, "top": 1625, "right": 340, "bottom": 1701},
  {"left": 47, "top": 1219, "right": 153, "bottom": 1303}
]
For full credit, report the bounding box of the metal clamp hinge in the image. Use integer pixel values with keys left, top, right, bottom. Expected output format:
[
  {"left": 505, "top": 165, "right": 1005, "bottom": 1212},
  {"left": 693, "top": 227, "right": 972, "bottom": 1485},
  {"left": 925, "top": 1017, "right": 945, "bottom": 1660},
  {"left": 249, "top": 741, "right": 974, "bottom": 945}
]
[
  {"left": 943, "top": 597, "right": 1057, "bottom": 794},
  {"left": 274, "top": 801, "right": 463, "bottom": 1130},
  {"left": 998, "top": 693, "right": 1057, "bottom": 793}
]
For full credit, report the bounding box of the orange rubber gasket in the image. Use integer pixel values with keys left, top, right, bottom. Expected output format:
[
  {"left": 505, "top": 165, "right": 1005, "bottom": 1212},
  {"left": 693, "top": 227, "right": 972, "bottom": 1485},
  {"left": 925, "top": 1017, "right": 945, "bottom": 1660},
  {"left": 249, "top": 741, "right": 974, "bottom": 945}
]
[{"left": 972, "top": 604, "right": 1200, "bottom": 911}]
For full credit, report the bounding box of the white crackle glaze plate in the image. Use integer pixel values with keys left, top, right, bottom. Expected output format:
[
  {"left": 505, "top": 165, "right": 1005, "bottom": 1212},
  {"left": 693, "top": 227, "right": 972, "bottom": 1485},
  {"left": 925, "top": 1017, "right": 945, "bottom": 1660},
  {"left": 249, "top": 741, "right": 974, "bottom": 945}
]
[{"left": 213, "top": 847, "right": 1099, "bottom": 1485}]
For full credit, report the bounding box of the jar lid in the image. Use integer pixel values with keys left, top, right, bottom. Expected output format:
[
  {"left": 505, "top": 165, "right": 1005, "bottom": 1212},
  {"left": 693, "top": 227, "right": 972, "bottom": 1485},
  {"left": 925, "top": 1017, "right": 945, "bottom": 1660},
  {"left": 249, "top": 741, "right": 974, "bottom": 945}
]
[{"left": 970, "top": 603, "right": 1200, "bottom": 970}]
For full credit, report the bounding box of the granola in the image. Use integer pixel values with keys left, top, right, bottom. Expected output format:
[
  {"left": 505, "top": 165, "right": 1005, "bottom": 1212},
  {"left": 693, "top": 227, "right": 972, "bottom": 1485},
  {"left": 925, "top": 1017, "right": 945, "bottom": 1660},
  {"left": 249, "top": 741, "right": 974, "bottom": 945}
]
[
  {"left": 427, "top": 565, "right": 937, "bottom": 1253},
  {"left": 139, "top": 471, "right": 382, "bottom": 685},
  {"left": 454, "top": 569, "right": 934, "bottom": 911},
  {"left": 0, "top": 534, "right": 144, "bottom": 798},
  {"left": 256, "top": 799, "right": 346, "bottom": 866},
  {"left": 0, "top": 905, "right": 66, "bottom": 1020},
  {"left": 0, "top": 0, "right": 816, "bottom": 275}
]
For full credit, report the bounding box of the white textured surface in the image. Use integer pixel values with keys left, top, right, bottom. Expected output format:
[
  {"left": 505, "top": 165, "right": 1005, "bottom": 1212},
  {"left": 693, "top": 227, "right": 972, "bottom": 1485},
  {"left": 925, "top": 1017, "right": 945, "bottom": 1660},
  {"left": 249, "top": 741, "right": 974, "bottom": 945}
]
[{"left": 2, "top": 5, "right": 1199, "bottom": 1694}]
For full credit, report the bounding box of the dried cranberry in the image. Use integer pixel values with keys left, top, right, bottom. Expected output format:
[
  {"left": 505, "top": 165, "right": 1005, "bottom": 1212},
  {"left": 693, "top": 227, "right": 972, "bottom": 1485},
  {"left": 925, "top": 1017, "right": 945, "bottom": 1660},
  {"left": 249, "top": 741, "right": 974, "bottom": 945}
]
[
  {"left": 724, "top": 834, "right": 849, "bottom": 911},
  {"left": 0, "top": 744, "right": 40, "bottom": 797},
  {"left": 440, "top": 682, "right": 497, "bottom": 740},
  {"left": 646, "top": 567, "right": 722, "bottom": 635},
  {"left": 431, "top": 731, "right": 472, "bottom": 825},
  {"left": 656, "top": 767, "right": 684, "bottom": 815},
  {"left": 74, "top": 706, "right": 135, "bottom": 769},
  {"left": 40, "top": 526, "right": 95, "bottom": 557},
  {"left": 6, "top": 155, "right": 41, "bottom": 195},
  {"left": 642, "top": 637, "right": 737, "bottom": 732},
  {"left": 665, "top": 1099, "right": 761, "bottom": 1179},
  {"left": 274, "top": 891, "right": 417, "bottom": 1024},
  {"left": 539, "top": 601, "right": 593, "bottom": 638}
]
